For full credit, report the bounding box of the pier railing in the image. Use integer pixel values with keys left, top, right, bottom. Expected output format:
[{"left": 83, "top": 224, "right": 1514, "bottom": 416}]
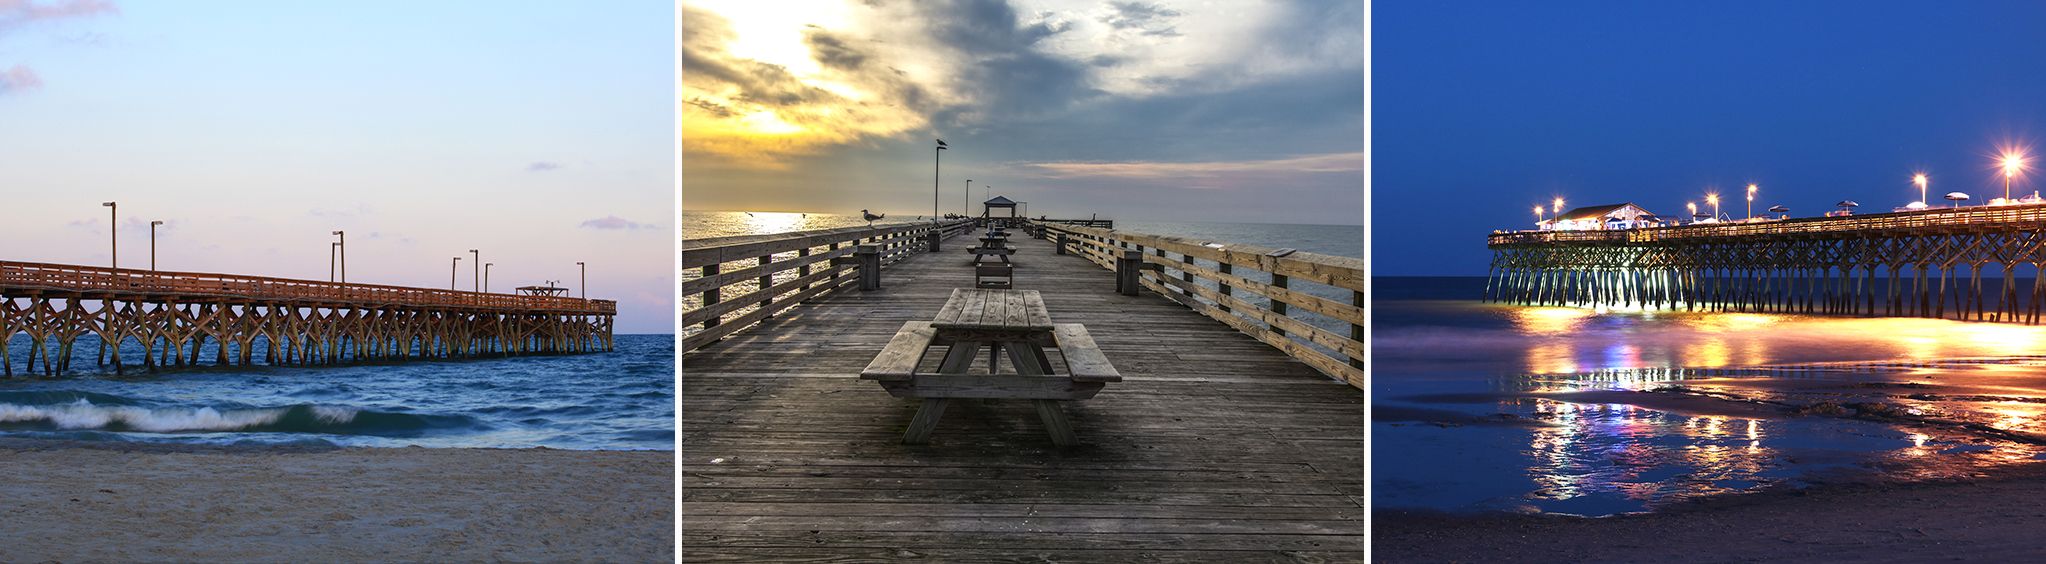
[
  {"left": 681, "top": 219, "right": 975, "bottom": 351},
  {"left": 1490, "top": 202, "right": 2046, "bottom": 247},
  {"left": 0, "top": 261, "right": 615, "bottom": 314},
  {"left": 1033, "top": 221, "right": 1364, "bottom": 388}
]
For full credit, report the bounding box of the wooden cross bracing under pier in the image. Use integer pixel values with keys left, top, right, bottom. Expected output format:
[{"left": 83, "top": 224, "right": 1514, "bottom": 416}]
[{"left": 0, "top": 260, "right": 616, "bottom": 376}]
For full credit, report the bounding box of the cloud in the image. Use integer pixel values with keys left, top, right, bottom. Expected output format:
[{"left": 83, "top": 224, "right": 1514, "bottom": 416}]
[
  {"left": 0, "top": 64, "right": 39, "bottom": 93},
  {"left": 1100, "top": 1, "right": 1182, "bottom": 37},
  {"left": 579, "top": 215, "right": 656, "bottom": 230},
  {"left": 1021, "top": 152, "right": 1362, "bottom": 180},
  {"left": 0, "top": 0, "right": 116, "bottom": 32},
  {"left": 526, "top": 161, "right": 562, "bottom": 172}
]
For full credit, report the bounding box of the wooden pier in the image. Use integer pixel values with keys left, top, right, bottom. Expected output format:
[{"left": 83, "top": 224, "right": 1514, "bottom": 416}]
[
  {"left": 1489, "top": 203, "right": 2046, "bottom": 322},
  {"left": 682, "top": 220, "right": 1362, "bottom": 561},
  {"left": 0, "top": 261, "right": 615, "bottom": 376}
]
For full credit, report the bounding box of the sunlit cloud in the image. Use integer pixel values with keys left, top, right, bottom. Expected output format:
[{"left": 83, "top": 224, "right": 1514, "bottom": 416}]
[{"left": 0, "top": 64, "right": 38, "bottom": 92}]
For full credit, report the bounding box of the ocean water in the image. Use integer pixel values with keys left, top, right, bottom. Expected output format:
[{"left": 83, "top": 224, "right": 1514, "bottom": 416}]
[
  {"left": 0, "top": 334, "right": 673, "bottom": 450},
  {"left": 1374, "top": 276, "right": 2046, "bottom": 517}
]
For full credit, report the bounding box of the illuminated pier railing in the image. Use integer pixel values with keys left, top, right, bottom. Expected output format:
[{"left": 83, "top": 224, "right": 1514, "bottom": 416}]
[{"left": 1484, "top": 202, "right": 2046, "bottom": 323}]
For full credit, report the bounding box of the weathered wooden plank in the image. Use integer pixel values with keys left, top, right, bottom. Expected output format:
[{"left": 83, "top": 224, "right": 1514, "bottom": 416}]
[
  {"left": 1053, "top": 323, "right": 1122, "bottom": 382},
  {"left": 858, "top": 321, "right": 935, "bottom": 381}
]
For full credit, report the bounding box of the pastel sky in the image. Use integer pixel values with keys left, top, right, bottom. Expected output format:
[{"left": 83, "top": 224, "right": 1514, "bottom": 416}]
[
  {"left": 680, "top": 0, "right": 1363, "bottom": 225},
  {"left": 0, "top": 0, "right": 676, "bottom": 333}
]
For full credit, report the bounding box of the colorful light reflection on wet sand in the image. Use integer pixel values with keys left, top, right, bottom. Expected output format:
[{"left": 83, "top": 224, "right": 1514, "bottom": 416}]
[{"left": 1375, "top": 294, "right": 2046, "bottom": 516}]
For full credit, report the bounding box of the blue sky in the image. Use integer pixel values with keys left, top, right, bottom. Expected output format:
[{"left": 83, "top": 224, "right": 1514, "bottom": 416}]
[
  {"left": 1375, "top": 1, "right": 2046, "bottom": 275},
  {"left": 681, "top": 0, "right": 1363, "bottom": 225},
  {"left": 0, "top": 1, "right": 675, "bottom": 332}
]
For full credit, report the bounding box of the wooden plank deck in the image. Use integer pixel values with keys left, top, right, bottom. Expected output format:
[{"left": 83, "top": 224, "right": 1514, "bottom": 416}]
[{"left": 682, "top": 232, "right": 1363, "bottom": 562}]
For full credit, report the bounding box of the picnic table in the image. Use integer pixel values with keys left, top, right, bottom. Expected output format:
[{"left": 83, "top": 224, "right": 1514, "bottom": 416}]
[{"left": 859, "top": 288, "right": 1121, "bottom": 446}]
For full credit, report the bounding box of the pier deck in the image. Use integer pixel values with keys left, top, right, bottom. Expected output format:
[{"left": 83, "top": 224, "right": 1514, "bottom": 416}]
[{"left": 682, "top": 232, "right": 1363, "bottom": 562}]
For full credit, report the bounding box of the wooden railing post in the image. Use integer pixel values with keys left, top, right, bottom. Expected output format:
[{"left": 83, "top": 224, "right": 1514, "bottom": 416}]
[
  {"left": 1218, "top": 263, "right": 1233, "bottom": 313},
  {"left": 1116, "top": 249, "right": 1144, "bottom": 296},
  {"left": 1057, "top": 232, "right": 1069, "bottom": 255},
  {"left": 757, "top": 254, "right": 773, "bottom": 317},
  {"left": 926, "top": 230, "right": 942, "bottom": 253},
  {"left": 702, "top": 263, "right": 722, "bottom": 330},
  {"left": 856, "top": 245, "right": 881, "bottom": 290},
  {"left": 1269, "top": 273, "right": 1289, "bottom": 337},
  {"left": 1350, "top": 290, "right": 1364, "bottom": 369}
]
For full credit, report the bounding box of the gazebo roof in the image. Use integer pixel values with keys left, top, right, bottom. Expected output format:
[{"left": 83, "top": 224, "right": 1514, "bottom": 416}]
[{"left": 983, "top": 196, "right": 1016, "bottom": 206}]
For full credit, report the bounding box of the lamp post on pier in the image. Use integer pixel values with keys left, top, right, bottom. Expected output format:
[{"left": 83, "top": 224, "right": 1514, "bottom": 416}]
[
  {"left": 332, "top": 231, "right": 346, "bottom": 283},
  {"left": 484, "top": 263, "right": 493, "bottom": 293},
  {"left": 1915, "top": 173, "right": 1929, "bottom": 206},
  {"left": 934, "top": 139, "right": 948, "bottom": 219},
  {"left": 330, "top": 242, "right": 339, "bottom": 282},
  {"left": 1533, "top": 205, "right": 1544, "bottom": 228},
  {"left": 964, "top": 179, "right": 972, "bottom": 216},
  {"left": 2002, "top": 151, "right": 2026, "bottom": 202},
  {"left": 576, "top": 261, "right": 586, "bottom": 300},
  {"left": 1707, "top": 193, "right": 1721, "bottom": 221},
  {"left": 150, "top": 220, "right": 164, "bottom": 271},
  {"left": 469, "top": 249, "right": 479, "bottom": 293},
  {"left": 1746, "top": 184, "right": 1757, "bottom": 219},
  {"left": 101, "top": 201, "right": 116, "bottom": 270},
  {"left": 451, "top": 256, "right": 460, "bottom": 290},
  {"left": 1552, "top": 197, "right": 1563, "bottom": 216},
  {"left": 1687, "top": 202, "right": 1698, "bottom": 223}
]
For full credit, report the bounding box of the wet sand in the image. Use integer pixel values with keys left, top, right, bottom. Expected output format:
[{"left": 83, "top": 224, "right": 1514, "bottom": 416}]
[
  {"left": 0, "top": 440, "right": 672, "bottom": 562},
  {"left": 1375, "top": 465, "right": 2046, "bottom": 563}
]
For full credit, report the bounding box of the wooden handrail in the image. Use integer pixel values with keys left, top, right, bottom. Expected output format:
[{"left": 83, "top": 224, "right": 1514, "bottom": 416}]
[
  {"left": 681, "top": 219, "right": 974, "bottom": 351},
  {"left": 0, "top": 260, "right": 615, "bottom": 315},
  {"left": 1033, "top": 221, "right": 1363, "bottom": 389}
]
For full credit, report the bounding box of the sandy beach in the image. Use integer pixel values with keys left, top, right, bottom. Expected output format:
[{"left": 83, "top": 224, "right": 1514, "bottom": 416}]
[
  {"left": 1375, "top": 464, "right": 2046, "bottom": 563},
  {"left": 0, "top": 440, "right": 672, "bottom": 562}
]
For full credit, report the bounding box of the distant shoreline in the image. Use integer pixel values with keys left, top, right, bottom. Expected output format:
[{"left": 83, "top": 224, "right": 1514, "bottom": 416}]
[{"left": 0, "top": 440, "right": 673, "bottom": 561}]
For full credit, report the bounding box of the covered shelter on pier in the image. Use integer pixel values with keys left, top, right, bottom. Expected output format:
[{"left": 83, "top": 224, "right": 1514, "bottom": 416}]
[
  {"left": 981, "top": 196, "right": 1018, "bottom": 219},
  {"left": 1546, "top": 203, "right": 1658, "bottom": 230}
]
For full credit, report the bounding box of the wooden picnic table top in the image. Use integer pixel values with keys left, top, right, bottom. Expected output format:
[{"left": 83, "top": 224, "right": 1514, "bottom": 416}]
[{"left": 931, "top": 288, "right": 1053, "bottom": 333}]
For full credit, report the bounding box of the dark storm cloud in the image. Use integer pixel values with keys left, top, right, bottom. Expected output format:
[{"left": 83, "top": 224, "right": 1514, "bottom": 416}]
[
  {"left": 913, "top": 0, "right": 1099, "bottom": 118},
  {"left": 804, "top": 29, "right": 867, "bottom": 70},
  {"left": 1100, "top": 1, "right": 1182, "bottom": 37}
]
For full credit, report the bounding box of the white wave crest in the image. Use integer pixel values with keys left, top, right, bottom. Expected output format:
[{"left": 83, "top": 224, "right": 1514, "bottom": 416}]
[{"left": 0, "top": 400, "right": 357, "bottom": 433}]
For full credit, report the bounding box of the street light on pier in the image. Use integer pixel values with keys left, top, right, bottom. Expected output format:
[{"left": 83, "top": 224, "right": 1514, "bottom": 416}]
[
  {"left": 330, "top": 242, "right": 340, "bottom": 282},
  {"left": 1706, "top": 193, "right": 1721, "bottom": 221},
  {"left": 2001, "top": 150, "right": 2027, "bottom": 202},
  {"left": 1533, "top": 205, "right": 1544, "bottom": 225},
  {"left": 332, "top": 231, "right": 346, "bottom": 283},
  {"left": 1746, "top": 184, "right": 1758, "bottom": 219},
  {"left": 451, "top": 256, "right": 461, "bottom": 290},
  {"left": 933, "top": 139, "right": 949, "bottom": 218},
  {"left": 469, "top": 249, "right": 479, "bottom": 293},
  {"left": 1687, "top": 202, "right": 1698, "bottom": 222},
  {"left": 484, "top": 263, "right": 493, "bottom": 294},
  {"left": 150, "top": 220, "right": 164, "bottom": 271},
  {"left": 964, "top": 179, "right": 972, "bottom": 216},
  {"left": 101, "top": 201, "right": 116, "bottom": 270},
  {"left": 1552, "top": 197, "right": 1564, "bottom": 215},
  {"left": 576, "top": 261, "right": 587, "bottom": 300},
  {"left": 1914, "top": 173, "right": 1929, "bottom": 206}
]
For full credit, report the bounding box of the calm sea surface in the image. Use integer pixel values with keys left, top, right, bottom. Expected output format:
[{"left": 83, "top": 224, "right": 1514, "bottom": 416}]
[
  {"left": 1375, "top": 276, "right": 2046, "bottom": 516},
  {"left": 0, "top": 334, "right": 673, "bottom": 450}
]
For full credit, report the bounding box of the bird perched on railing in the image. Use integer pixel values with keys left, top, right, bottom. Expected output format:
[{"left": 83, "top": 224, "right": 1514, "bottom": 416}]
[{"left": 861, "top": 209, "right": 885, "bottom": 225}]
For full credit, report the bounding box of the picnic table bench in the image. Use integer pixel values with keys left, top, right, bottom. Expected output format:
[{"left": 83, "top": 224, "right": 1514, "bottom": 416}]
[{"left": 859, "top": 288, "right": 1120, "bottom": 446}]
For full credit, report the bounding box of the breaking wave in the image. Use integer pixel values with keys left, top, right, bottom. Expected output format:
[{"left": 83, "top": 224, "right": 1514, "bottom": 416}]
[{"left": 0, "top": 399, "right": 477, "bottom": 436}]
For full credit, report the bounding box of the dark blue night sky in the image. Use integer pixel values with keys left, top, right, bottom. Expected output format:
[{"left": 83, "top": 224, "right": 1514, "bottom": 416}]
[{"left": 1373, "top": 1, "right": 2046, "bottom": 275}]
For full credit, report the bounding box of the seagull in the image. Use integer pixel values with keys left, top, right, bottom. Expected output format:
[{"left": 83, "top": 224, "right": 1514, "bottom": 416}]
[
  {"left": 745, "top": 212, "right": 754, "bottom": 217},
  {"left": 861, "top": 209, "right": 885, "bottom": 225}
]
